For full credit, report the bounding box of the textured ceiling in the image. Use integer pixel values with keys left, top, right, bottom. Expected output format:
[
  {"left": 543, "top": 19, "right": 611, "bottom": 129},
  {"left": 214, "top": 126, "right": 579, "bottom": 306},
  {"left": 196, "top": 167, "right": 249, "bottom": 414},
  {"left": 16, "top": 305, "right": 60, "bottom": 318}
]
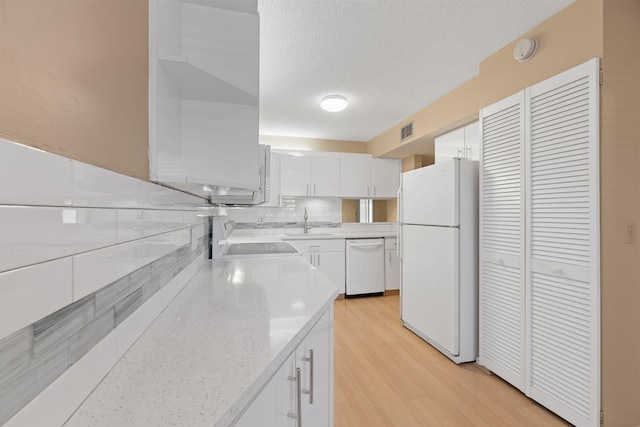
[{"left": 258, "top": 0, "right": 574, "bottom": 142}]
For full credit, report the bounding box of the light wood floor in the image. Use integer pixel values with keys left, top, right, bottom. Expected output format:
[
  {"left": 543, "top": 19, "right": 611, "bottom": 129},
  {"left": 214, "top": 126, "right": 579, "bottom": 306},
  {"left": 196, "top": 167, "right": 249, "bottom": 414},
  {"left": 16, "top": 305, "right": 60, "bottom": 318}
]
[{"left": 333, "top": 295, "right": 570, "bottom": 427}]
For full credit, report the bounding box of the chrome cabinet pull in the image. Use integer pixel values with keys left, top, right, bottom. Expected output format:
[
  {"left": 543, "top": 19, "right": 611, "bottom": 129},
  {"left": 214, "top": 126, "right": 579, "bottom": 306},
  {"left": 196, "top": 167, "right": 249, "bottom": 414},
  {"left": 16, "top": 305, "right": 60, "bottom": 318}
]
[
  {"left": 388, "top": 251, "right": 392, "bottom": 263},
  {"left": 367, "top": 185, "right": 370, "bottom": 196},
  {"left": 301, "top": 350, "right": 314, "bottom": 404},
  {"left": 317, "top": 253, "right": 320, "bottom": 267},
  {"left": 286, "top": 367, "right": 302, "bottom": 426}
]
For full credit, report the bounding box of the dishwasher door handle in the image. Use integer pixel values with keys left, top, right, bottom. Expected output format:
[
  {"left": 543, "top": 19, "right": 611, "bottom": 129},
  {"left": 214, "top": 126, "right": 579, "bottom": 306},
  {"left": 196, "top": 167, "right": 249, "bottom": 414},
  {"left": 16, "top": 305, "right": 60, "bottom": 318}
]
[{"left": 348, "top": 242, "right": 384, "bottom": 247}]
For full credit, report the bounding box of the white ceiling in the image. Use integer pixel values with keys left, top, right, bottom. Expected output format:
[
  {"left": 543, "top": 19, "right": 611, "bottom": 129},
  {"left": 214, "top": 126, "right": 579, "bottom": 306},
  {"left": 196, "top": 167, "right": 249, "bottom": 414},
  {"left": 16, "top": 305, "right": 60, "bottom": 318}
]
[{"left": 258, "top": 0, "right": 574, "bottom": 143}]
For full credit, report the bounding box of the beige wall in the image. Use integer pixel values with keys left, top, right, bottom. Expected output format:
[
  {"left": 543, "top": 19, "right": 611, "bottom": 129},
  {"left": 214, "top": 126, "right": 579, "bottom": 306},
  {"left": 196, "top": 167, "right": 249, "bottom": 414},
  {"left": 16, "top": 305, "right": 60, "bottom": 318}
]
[
  {"left": 372, "top": 200, "right": 387, "bottom": 223},
  {"left": 368, "top": 77, "right": 480, "bottom": 158},
  {"left": 0, "top": 0, "right": 149, "bottom": 179},
  {"left": 342, "top": 199, "right": 357, "bottom": 223},
  {"left": 479, "top": 0, "right": 603, "bottom": 107},
  {"left": 386, "top": 199, "right": 397, "bottom": 223},
  {"left": 401, "top": 155, "right": 424, "bottom": 172},
  {"left": 260, "top": 135, "right": 368, "bottom": 153},
  {"left": 368, "top": 0, "right": 604, "bottom": 160},
  {"left": 600, "top": 1, "right": 640, "bottom": 424}
]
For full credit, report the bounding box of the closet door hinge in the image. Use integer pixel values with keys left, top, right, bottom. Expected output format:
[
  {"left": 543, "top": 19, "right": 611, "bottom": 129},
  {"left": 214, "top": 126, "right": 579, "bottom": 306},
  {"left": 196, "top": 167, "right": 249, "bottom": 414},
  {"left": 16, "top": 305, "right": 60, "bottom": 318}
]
[{"left": 599, "top": 69, "right": 604, "bottom": 86}]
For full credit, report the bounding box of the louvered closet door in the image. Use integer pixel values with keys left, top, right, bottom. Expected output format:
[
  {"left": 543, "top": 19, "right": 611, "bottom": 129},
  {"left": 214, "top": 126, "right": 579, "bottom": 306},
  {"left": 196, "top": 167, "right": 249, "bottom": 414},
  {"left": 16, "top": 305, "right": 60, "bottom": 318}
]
[
  {"left": 525, "top": 58, "right": 600, "bottom": 427},
  {"left": 478, "top": 92, "right": 526, "bottom": 391}
]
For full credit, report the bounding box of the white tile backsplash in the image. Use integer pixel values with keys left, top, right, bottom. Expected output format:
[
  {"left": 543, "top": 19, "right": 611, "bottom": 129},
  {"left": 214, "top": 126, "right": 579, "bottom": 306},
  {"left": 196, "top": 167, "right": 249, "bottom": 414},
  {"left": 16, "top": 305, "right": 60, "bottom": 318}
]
[
  {"left": 161, "top": 257, "right": 204, "bottom": 310},
  {"left": 161, "top": 210, "right": 185, "bottom": 230},
  {"left": 116, "top": 209, "right": 158, "bottom": 243},
  {"left": 0, "top": 259, "right": 73, "bottom": 341},
  {"left": 0, "top": 207, "right": 117, "bottom": 273},
  {"left": 72, "top": 162, "right": 146, "bottom": 208},
  {"left": 0, "top": 136, "right": 212, "bottom": 426},
  {"left": 72, "top": 229, "right": 191, "bottom": 302},
  {"left": 0, "top": 139, "right": 74, "bottom": 207},
  {"left": 227, "top": 198, "right": 342, "bottom": 225},
  {"left": 144, "top": 182, "right": 178, "bottom": 210},
  {"left": 4, "top": 330, "right": 118, "bottom": 427},
  {"left": 115, "top": 291, "right": 163, "bottom": 358}
]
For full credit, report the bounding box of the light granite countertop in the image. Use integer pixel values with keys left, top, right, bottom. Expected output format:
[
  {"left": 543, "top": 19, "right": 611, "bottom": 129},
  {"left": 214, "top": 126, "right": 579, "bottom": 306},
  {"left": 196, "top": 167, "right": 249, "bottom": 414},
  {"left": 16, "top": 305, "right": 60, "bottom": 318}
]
[
  {"left": 227, "top": 224, "right": 398, "bottom": 243},
  {"left": 64, "top": 257, "right": 339, "bottom": 427}
]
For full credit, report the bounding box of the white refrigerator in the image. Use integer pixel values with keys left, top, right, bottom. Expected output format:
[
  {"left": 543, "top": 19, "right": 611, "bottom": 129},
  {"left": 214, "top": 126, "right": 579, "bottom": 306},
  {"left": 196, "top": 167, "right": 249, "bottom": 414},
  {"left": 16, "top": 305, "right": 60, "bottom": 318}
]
[{"left": 399, "top": 158, "right": 478, "bottom": 364}]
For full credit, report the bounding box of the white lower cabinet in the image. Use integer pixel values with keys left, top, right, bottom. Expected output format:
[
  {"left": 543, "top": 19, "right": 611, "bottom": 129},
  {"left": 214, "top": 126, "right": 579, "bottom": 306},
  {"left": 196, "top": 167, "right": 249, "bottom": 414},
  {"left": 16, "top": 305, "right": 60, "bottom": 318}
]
[
  {"left": 295, "top": 310, "right": 332, "bottom": 427},
  {"left": 235, "top": 353, "right": 296, "bottom": 427},
  {"left": 310, "top": 252, "right": 345, "bottom": 295},
  {"left": 287, "top": 240, "right": 346, "bottom": 295},
  {"left": 235, "top": 308, "right": 333, "bottom": 427},
  {"left": 384, "top": 238, "right": 400, "bottom": 291}
]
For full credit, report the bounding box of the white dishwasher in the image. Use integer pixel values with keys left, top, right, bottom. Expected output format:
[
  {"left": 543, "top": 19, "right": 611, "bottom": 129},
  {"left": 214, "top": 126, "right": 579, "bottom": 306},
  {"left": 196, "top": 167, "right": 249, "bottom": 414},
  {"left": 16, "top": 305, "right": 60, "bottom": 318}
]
[{"left": 345, "top": 238, "right": 385, "bottom": 297}]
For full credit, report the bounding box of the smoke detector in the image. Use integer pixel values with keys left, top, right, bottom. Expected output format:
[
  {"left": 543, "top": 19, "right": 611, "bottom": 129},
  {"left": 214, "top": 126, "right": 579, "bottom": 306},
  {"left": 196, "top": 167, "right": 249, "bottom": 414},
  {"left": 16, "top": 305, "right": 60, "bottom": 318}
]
[{"left": 513, "top": 37, "right": 538, "bottom": 62}]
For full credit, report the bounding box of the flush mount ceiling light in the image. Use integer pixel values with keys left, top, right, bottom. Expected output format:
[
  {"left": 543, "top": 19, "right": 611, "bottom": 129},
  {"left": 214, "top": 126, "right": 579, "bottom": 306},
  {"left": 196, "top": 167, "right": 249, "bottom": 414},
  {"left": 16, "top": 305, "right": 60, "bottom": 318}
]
[{"left": 320, "top": 95, "right": 348, "bottom": 112}]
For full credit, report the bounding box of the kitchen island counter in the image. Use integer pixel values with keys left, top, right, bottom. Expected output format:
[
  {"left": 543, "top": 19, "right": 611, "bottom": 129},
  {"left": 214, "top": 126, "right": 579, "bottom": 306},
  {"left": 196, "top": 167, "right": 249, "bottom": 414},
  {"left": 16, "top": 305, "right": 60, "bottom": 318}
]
[{"left": 64, "top": 257, "right": 339, "bottom": 427}]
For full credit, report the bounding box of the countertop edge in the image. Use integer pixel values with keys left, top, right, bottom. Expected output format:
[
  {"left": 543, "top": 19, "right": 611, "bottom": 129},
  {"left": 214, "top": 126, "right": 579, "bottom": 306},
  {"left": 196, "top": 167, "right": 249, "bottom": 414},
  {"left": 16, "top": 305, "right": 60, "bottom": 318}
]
[
  {"left": 218, "top": 286, "right": 339, "bottom": 427},
  {"left": 64, "top": 257, "right": 340, "bottom": 427}
]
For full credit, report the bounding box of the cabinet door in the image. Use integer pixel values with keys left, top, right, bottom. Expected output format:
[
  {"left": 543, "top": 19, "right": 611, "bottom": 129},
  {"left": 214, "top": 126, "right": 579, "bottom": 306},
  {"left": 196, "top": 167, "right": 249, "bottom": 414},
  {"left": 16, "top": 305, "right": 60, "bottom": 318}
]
[
  {"left": 263, "top": 151, "right": 281, "bottom": 207},
  {"left": 150, "top": 1, "right": 261, "bottom": 192},
  {"left": 234, "top": 352, "right": 296, "bottom": 427},
  {"left": 340, "top": 156, "right": 371, "bottom": 198},
  {"left": 385, "top": 249, "right": 400, "bottom": 291},
  {"left": 296, "top": 310, "right": 331, "bottom": 427},
  {"left": 281, "top": 155, "right": 310, "bottom": 196},
  {"left": 182, "top": 100, "right": 259, "bottom": 189},
  {"left": 310, "top": 157, "right": 340, "bottom": 197},
  {"left": 463, "top": 121, "right": 480, "bottom": 161},
  {"left": 371, "top": 158, "right": 401, "bottom": 198},
  {"left": 316, "top": 251, "right": 345, "bottom": 294},
  {"left": 434, "top": 127, "right": 465, "bottom": 163},
  {"left": 525, "top": 58, "right": 600, "bottom": 427},
  {"left": 478, "top": 91, "right": 526, "bottom": 391}
]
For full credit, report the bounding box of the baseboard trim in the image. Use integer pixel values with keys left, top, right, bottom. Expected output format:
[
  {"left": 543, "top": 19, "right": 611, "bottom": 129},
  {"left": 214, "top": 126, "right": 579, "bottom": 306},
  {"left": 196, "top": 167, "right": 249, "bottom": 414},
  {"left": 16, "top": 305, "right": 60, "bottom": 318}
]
[{"left": 384, "top": 290, "right": 400, "bottom": 296}]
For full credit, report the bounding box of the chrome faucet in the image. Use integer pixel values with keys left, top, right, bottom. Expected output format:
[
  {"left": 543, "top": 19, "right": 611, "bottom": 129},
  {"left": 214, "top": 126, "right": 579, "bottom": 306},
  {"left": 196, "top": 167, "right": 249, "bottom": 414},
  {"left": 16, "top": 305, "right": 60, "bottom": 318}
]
[{"left": 303, "top": 207, "right": 311, "bottom": 234}]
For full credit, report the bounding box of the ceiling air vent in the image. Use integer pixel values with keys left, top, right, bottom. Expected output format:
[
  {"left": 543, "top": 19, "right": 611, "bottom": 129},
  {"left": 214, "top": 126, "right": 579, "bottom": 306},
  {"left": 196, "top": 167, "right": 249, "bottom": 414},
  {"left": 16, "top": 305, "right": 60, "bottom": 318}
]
[{"left": 401, "top": 122, "right": 413, "bottom": 142}]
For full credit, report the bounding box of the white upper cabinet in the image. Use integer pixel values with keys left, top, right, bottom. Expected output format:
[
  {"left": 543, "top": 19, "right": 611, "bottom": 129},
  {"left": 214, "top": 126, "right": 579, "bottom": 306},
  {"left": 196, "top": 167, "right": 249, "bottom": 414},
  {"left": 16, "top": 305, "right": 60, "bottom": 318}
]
[
  {"left": 341, "top": 155, "right": 401, "bottom": 199},
  {"left": 279, "top": 151, "right": 400, "bottom": 200},
  {"left": 435, "top": 127, "right": 465, "bottom": 163},
  {"left": 262, "top": 151, "right": 281, "bottom": 207},
  {"left": 280, "top": 155, "right": 310, "bottom": 197},
  {"left": 340, "top": 155, "right": 371, "bottom": 198},
  {"left": 312, "top": 157, "right": 340, "bottom": 197},
  {"left": 435, "top": 121, "right": 480, "bottom": 163},
  {"left": 280, "top": 155, "right": 340, "bottom": 197},
  {"left": 463, "top": 121, "right": 480, "bottom": 161},
  {"left": 371, "top": 158, "right": 401, "bottom": 198},
  {"left": 149, "top": 0, "right": 260, "bottom": 196}
]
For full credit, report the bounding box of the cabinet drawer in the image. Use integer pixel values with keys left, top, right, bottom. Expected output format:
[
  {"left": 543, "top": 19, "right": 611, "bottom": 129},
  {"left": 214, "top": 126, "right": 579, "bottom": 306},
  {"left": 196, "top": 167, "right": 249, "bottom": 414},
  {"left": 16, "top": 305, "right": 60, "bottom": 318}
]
[
  {"left": 285, "top": 239, "right": 345, "bottom": 253},
  {"left": 384, "top": 237, "right": 398, "bottom": 250}
]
